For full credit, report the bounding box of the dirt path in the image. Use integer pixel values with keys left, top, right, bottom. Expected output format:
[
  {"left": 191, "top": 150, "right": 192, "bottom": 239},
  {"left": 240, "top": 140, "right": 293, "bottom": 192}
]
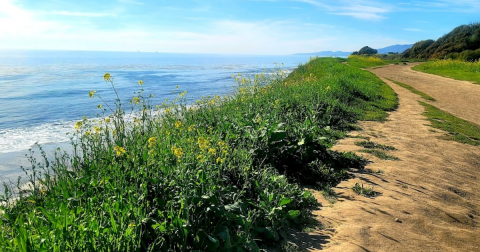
[
  {"left": 289, "top": 64, "right": 480, "bottom": 251},
  {"left": 370, "top": 63, "right": 480, "bottom": 125}
]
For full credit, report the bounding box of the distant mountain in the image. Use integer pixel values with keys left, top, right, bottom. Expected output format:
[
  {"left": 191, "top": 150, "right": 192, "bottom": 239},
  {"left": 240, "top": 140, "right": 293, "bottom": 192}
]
[
  {"left": 403, "top": 23, "right": 480, "bottom": 60},
  {"left": 294, "top": 51, "right": 352, "bottom": 57},
  {"left": 377, "top": 44, "right": 413, "bottom": 54},
  {"left": 296, "top": 44, "right": 413, "bottom": 57}
]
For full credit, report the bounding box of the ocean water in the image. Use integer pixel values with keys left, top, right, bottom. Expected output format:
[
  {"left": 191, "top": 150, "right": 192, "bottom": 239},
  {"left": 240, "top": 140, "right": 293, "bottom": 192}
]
[{"left": 0, "top": 50, "right": 311, "bottom": 178}]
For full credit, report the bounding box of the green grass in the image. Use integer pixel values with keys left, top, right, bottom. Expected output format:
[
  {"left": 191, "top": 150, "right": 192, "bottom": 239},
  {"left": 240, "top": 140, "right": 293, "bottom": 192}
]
[
  {"left": 419, "top": 101, "right": 480, "bottom": 146},
  {"left": 385, "top": 78, "right": 436, "bottom": 101},
  {"left": 354, "top": 141, "right": 396, "bottom": 150},
  {"left": 412, "top": 60, "right": 480, "bottom": 85},
  {"left": 346, "top": 55, "right": 390, "bottom": 68},
  {"left": 351, "top": 183, "right": 378, "bottom": 197},
  {"left": 359, "top": 149, "right": 400, "bottom": 161},
  {"left": 0, "top": 58, "right": 398, "bottom": 251}
]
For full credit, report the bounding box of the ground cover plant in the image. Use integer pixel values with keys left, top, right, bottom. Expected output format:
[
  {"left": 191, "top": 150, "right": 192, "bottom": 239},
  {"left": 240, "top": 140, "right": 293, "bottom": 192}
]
[
  {"left": 346, "top": 55, "right": 390, "bottom": 69},
  {"left": 351, "top": 183, "right": 378, "bottom": 197},
  {"left": 0, "top": 58, "right": 398, "bottom": 251},
  {"left": 385, "top": 78, "right": 436, "bottom": 101},
  {"left": 354, "top": 141, "right": 396, "bottom": 151},
  {"left": 412, "top": 60, "right": 480, "bottom": 84},
  {"left": 419, "top": 101, "right": 480, "bottom": 146},
  {"left": 359, "top": 149, "right": 400, "bottom": 161}
]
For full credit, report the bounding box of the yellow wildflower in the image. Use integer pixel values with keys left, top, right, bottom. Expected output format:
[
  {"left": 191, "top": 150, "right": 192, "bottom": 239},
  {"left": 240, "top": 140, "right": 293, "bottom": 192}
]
[
  {"left": 148, "top": 137, "right": 157, "bottom": 148},
  {"left": 132, "top": 97, "right": 140, "bottom": 104},
  {"left": 104, "top": 73, "right": 111, "bottom": 82},
  {"left": 97, "top": 104, "right": 103, "bottom": 109},
  {"left": 138, "top": 80, "right": 144, "bottom": 85},
  {"left": 175, "top": 121, "right": 183, "bottom": 128},
  {"left": 208, "top": 148, "right": 216, "bottom": 156},
  {"left": 198, "top": 137, "right": 210, "bottom": 150},
  {"left": 94, "top": 126, "right": 101, "bottom": 133},
  {"left": 114, "top": 146, "right": 126, "bottom": 157},
  {"left": 171, "top": 146, "right": 184, "bottom": 160},
  {"left": 188, "top": 125, "right": 196, "bottom": 132},
  {"left": 89, "top": 90, "right": 96, "bottom": 98},
  {"left": 216, "top": 157, "right": 224, "bottom": 164},
  {"left": 74, "top": 121, "right": 83, "bottom": 130},
  {"left": 105, "top": 118, "right": 111, "bottom": 123}
]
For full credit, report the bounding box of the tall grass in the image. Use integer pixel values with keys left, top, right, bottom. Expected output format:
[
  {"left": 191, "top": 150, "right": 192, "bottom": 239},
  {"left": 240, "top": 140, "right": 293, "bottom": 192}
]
[
  {"left": 413, "top": 59, "right": 480, "bottom": 84},
  {"left": 0, "top": 58, "right": 397, "bottom": 251},
  {"left": 346, "top": 55, "right": 389, "bottom": 69}
]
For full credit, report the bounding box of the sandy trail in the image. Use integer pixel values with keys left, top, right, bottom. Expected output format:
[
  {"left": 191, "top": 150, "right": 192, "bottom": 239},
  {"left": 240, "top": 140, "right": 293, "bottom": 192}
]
[
  {"left": 289, "top": 63, "right": 480, "bottom": 251},
  {"left": 370, "top": 63, "right": 480, "bottom": 125}
]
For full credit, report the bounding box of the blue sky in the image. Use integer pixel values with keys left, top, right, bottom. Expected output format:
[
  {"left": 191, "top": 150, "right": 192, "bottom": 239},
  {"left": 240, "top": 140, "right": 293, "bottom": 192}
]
[{"left": 0, "top": 0, "right": 479, "bottom": 54}]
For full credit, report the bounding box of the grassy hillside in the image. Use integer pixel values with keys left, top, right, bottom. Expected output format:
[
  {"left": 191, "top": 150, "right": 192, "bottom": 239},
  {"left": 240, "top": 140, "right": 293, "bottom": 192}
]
[
  {"left": 412, "top": 60, "right": 480, "bottom": 84},
  {"left": 403, "top": 23, "right": 480, "bottom": 61},
  {"left": 0, "top": 58, "right": 397, "bottom": 251}
]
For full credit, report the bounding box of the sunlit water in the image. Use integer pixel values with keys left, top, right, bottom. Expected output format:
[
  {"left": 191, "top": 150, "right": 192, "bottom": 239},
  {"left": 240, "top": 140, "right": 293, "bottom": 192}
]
[{"left": 0, "top": 50, "right": 311, "bottom": 179}]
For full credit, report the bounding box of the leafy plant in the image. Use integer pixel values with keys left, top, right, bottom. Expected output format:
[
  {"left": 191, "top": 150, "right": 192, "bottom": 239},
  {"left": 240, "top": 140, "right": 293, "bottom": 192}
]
[{"left": 352, "top": 183, "right": 378, "bottom": 197}]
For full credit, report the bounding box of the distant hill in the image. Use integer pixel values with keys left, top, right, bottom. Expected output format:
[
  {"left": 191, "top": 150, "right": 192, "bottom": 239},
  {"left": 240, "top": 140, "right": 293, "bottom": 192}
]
[
  {"left": 377, "top": 44, "right": 413, "bottom": 54},
  {"left": 296, "top": 44, "right": 413, "bottom": 57},
  {"left": 403, "top": 23, "right": 480, "bottom": 60}
]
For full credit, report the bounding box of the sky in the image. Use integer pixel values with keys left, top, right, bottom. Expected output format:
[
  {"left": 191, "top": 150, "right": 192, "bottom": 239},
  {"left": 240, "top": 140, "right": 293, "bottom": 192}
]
[{"left": 0, "top": 0, "right": 479, "bottom": 55}]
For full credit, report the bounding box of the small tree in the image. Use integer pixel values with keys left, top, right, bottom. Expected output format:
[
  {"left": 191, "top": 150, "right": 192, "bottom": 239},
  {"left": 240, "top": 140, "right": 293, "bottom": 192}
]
[{"left": 358, "top": 46, "right": 378, "bottom": 55}]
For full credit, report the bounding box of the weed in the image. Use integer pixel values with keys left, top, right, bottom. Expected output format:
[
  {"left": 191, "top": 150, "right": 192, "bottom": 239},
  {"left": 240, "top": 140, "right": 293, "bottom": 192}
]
[
  {"left": 352, "top": 183, "right": 379, "bottom": 197},
  {"left": 386, "top": 78, "right": 436, "bottom": 101},
  {"left": 320, "top": 185, "right": 338, "bottom": 204},
  {"left": 364, "top": 168, "right": 385, "bottom": 174},
  {"left": 355, "top": 140, "right": 396, "bottom": 150},
  {"left": 419, "top": 101, "right": 480, "bottom": 146},
  {"left": 349, "top": 134, "right": 370, "bottom": 140},
  {"left": 360, "top": 149, "right": 400, "bottom": 160}
]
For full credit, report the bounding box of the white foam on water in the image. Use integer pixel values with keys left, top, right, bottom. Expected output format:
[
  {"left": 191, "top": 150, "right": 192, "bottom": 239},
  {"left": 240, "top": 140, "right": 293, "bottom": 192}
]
[{"left": 0, "top": 121, "right": 76, "bottom": 154}]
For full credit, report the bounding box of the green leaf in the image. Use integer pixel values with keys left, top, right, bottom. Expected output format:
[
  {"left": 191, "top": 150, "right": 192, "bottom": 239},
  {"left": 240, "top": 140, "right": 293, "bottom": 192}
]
[
  {"left": 279, "top": 198, "right": 292, "bottom": 207},
  {"left": 298, "top": 138, "right": 305, "bottom": 146},
  {"left": 288, "top": 210, "right": 301, "bottom": 219}
]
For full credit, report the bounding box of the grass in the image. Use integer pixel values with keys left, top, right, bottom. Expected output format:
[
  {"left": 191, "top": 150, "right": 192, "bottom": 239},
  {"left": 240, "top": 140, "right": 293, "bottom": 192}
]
[
  {"left": 351, "top": 183, "right": 378, "bottom": 197},
  {"left": 346, "top": 55, "right": 390, "bottom": 69},
  {"left": 355, "top": 141, "right": 396, "bottom": 150},
  {"left": 385, "top": 78, "right": 436, "bottom": 101},
  {"left": 359, "top": 149, "right": 400, "bottom": 161},
  {"left": 419, "top": 101, "right": 480, "bottom": 146},
  {"left": 0, "top": 58, "right": 398, "bottom": 251},
  {"left": 412, "top": 59, "right": 480, "bottom": 84},
  {"left": 320, "top": 185, "right": 337, "bottom": 204}
]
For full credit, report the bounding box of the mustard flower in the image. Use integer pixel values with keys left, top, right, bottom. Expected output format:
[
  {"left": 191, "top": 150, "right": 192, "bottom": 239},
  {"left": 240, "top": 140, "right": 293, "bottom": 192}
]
[
  {"left": 114, "top": 146, "right": 126, "bottom": 157},
  {"left": 74, "top": 121, "right": 83, "bottom": 130},
  {"left": 104, "top": 73, "right": 111, "bottom": 82}
]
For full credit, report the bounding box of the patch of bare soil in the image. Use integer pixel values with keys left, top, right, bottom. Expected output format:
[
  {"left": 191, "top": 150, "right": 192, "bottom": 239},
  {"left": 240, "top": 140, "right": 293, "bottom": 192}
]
[{"left": 288, "top": 64, "right": 480, "bottom": 252}]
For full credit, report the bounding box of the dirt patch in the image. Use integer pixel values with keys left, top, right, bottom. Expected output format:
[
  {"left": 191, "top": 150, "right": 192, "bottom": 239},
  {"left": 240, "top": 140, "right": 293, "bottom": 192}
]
[{"left": 290, "top": 64, "right": 480, "bottom": 251}]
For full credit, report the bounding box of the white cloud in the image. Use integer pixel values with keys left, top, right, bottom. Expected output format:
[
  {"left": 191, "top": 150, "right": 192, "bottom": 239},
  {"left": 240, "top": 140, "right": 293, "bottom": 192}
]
[
  {"left": 291, "top": 0, "right": 391, "bottom": 20},
  {"left": 0, "top": 0, "right": 64, "bottom": 39}
]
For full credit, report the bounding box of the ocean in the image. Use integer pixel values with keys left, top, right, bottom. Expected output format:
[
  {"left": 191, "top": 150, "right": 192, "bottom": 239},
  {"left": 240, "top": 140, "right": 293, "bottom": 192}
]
[{"left": 0, "top": 50, "right": 311, "bottom": 181}]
